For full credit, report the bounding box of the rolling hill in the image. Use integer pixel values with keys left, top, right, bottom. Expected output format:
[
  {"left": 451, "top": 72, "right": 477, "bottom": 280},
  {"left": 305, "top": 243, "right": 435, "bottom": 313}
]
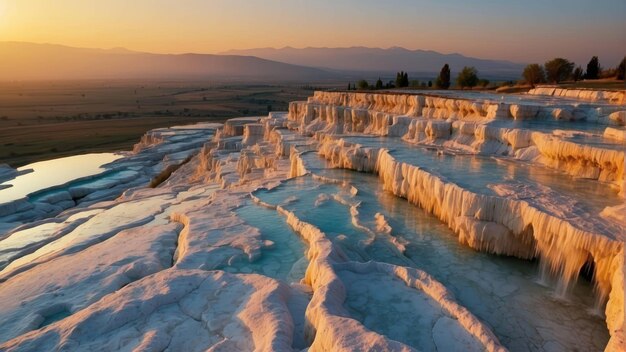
[
  {"left": 0, "top": 42, "right": 333, "bottom": 81},
  {"left": 221, "top": 46, "right": 525, "bottom": 78}
]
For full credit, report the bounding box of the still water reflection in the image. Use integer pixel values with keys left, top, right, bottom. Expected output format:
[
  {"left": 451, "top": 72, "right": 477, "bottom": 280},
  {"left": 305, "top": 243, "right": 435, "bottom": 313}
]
[{"left": 0, "top": 153, "right": 122, "bottom": 204}]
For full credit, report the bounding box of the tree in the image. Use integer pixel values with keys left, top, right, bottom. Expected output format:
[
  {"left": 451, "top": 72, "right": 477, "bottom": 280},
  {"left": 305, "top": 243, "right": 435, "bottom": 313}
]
[
  {"left": 522, "top": 64, "right": 546, "bottom": 87},
  {"left": 357, "top": 80, "right": 369, "bottom": 90},
  {"left": 428, "top": 81, "right": 432, "bottom": 87},
  {"left": 573, "top": 66, "right": 584, "bottom": 82},
  {"left": 347, "top": 83, "right": 352, "bottom": 91},
  {"left": 435, "top": 64, "right": 451, "bottom": 89},
  {"left": 585, "top": 56, "right": 600, "bottom": 79},
  {"left": 375, "top": 77, "right": 384, "bottom": 89},
  {"left": 544, "top": 58, "right": 574, "bottom": 83},
  {"left": 395, "top": 71, "right": 409, "bottom": 88},
  {"left": 456, "top": 66, "right": 479, "bottom": 88},
  {"left": 618, "top": 56, "right": 626, "bottom": 80}
]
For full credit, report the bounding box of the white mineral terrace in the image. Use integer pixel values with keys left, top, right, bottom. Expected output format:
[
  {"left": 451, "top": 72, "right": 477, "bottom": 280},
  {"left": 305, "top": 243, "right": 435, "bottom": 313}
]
[{"left": 0, "top": 89, "right": 623, "bottom": 351}]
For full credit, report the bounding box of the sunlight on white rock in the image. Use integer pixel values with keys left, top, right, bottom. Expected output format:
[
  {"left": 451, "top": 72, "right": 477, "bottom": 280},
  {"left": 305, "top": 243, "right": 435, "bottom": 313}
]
[{"left": 0, "top": 89, "right": 624, "bottom": 352}]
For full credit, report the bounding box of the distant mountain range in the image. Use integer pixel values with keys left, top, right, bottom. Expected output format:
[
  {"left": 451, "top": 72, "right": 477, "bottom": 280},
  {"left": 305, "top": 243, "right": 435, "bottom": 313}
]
[
  {"left": 0, "top": 42, "right": 333, "bottom": 81},
  {"left": 0, "top": 42, "right": 525, "bottom": 81},
  {"left": 221, "top": 46, "right": 525, "bottom": 78}
]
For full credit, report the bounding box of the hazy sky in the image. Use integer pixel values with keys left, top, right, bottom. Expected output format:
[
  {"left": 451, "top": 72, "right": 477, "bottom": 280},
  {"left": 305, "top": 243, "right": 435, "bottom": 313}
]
[{"left": 1, "top": 0, "right": 624, "bottom": 65}]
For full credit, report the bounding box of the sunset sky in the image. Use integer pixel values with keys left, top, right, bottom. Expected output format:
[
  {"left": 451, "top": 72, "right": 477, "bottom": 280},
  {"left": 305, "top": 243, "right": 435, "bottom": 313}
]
[{"left": 1, "top": 0, "right": 624, "bottom": 65}]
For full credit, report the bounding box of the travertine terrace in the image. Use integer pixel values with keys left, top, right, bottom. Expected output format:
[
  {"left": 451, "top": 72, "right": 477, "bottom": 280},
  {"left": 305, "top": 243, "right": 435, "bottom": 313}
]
[{"left": 0, "top": 88, "right": 624, "bottom": 351}]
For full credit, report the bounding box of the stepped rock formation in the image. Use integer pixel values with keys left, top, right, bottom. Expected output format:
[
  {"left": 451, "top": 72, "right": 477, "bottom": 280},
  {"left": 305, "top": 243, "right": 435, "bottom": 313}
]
[
  {"left": 528, "top": 87, "right": 626, "bottom": 105},
  {"left": 289, "top": 91, "right": 625, "bottom": 194},
  {"left": 0, "top": 88, "right": 624, "bottom": 351}
]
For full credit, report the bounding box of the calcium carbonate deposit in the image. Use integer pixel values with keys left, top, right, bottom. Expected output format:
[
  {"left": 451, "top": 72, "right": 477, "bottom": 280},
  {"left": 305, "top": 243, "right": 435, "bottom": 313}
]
[{"left": 0, "top": 88, "right": 624, "bottom": 352}]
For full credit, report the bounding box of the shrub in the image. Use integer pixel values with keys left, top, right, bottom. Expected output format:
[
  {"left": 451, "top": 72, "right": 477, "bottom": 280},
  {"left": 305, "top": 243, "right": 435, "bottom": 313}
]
[
  {"left": 573, "top": 66, "right": 584, "bottom": 81},
  {"left": 599, "top": 67, "right": 617, "bottom": 79},
  {"left": 477, "top": 79, "right": 490, "bottom": 88},
  {"left": 409, "top": 80, "right": 421, "bottom": 88},
  {"left": 456, "top": 66, "right": 479, "bottom": 88},
  {"left": 545, "top": 58, "right": 574, "bottom": 83},
  {"left": 522, "top": 64, "right": 546, "bottom": 86},
  {"left": 357, "top": 80, "right": 370, "bottom": 90}
]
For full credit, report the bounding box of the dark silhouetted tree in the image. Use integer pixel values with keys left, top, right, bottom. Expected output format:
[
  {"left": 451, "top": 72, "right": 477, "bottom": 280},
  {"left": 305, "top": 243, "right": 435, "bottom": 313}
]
[
  {"left": 357, "top": 79, "right": 369, "bottom": 90},
  {"left": 617, "top": 57, "right": 626, "bottom": 80},
  {"left": 395, "top": 71, "right": 409, "bottom": 88},
  {"left": 585, "top": 56, "right": 600, "bottom": 79},
  {"left": 522, "top": 64, "right": 546, "bottom": 87},
  {"left": 456, "top": 66, "right": 479, "bottom": 88},
  {"left": 545, "top": 58, "right": 574, "bottom": 83},
  {"left": 435, "top": 64, "right": 451, "bottom": 89},
  {"left": 573, "top": 66, "right": 584, "bottom": 82},
  {"left": 428, "top": 80, "right": 432, "bottom": 87},
  {"left": 347, "top": 83, "right": 352, "bottom": 91},
  {"left": 375, "top": 77, "right": 383, "bottom": 89}
]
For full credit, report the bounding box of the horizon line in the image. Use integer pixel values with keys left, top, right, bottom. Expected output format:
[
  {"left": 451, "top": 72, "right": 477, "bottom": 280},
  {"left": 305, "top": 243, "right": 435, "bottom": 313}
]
[{"left": 1, "top": 40, "right": 530, "bottom": 65}]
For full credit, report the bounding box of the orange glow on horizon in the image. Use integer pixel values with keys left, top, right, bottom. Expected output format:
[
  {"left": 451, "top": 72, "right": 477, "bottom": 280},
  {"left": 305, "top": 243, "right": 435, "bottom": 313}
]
[{"left": 0, "top": 0, "right": 624, "bottom": 66}]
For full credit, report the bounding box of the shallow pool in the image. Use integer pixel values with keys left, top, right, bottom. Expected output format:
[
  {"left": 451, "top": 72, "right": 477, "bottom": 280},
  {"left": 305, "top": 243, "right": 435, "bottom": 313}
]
[
  {"left": 340, "top": 136, "right": 621, "bottom": 215},
  {"left": 0, "top": 153, "right": 122, "bottom": 204},
  {"left": 230, "top": 203, "right": 309, "bottom": 282},
  {"left": 255, "top": 166, "right": 610, "bottom": 351}
]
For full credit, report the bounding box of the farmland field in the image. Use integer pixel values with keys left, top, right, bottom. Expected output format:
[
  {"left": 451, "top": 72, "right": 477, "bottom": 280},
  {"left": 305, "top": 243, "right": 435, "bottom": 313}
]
[{"left": 0, "top": 80, "right": 336, "bottom": 166}]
